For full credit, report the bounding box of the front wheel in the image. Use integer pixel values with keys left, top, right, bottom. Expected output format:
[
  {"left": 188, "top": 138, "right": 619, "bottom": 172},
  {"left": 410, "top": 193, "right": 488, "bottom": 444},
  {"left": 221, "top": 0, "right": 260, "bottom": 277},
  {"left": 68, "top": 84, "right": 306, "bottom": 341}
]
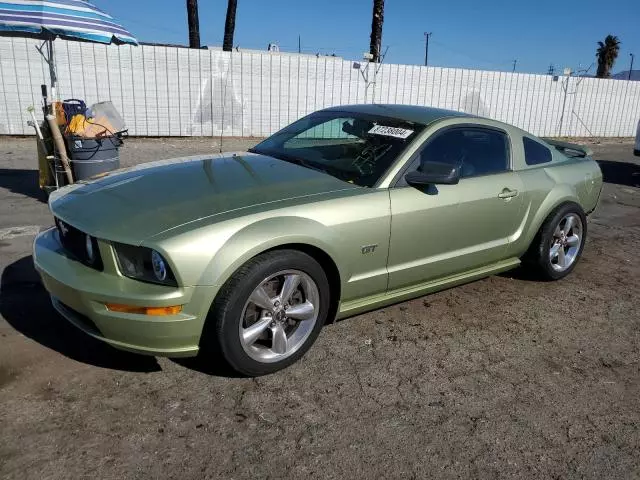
[
  {"left": 204, "top": 250, "right": 330, "bottom": 376},
  {"left": 525, "top": 203, "right": 587, "bottom": 280}
]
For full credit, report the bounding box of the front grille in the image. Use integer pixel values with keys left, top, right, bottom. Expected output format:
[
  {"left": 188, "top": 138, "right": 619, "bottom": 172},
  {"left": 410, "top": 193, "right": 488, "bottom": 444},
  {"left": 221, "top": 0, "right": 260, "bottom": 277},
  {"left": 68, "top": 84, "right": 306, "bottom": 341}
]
[{"left": 55, "top": 218, "right": 103, "bottom": 271}]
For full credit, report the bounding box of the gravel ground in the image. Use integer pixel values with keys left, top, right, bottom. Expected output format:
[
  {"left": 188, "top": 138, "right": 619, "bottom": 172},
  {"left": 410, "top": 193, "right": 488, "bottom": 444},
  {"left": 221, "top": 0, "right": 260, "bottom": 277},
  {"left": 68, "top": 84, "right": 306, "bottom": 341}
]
[{"left": 0, "top": 136, "right": 639, "bottom": 479}]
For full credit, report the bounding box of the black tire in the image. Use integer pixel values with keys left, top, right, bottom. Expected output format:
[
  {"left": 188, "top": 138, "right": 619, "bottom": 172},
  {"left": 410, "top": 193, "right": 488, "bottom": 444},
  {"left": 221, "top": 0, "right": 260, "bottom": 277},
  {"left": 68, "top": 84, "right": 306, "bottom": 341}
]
[
  {"left": 202, "top": 249, "right": 331, "bottom": 376},
  {"left": 523, "top": 202, "right": 587, "bottom": 280}
]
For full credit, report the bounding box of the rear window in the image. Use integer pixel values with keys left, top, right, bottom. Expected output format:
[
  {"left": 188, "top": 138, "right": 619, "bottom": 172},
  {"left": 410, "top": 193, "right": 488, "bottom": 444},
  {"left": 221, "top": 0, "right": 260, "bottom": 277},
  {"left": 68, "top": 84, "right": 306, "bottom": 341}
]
[{"left": 523, "top": 137, "right": 552, "bottom": 165}]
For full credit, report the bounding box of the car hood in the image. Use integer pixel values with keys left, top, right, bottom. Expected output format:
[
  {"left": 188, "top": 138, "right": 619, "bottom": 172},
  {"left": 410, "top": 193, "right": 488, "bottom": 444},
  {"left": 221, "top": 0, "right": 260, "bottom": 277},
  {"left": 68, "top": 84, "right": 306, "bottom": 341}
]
[{"left": 49, "top": 152, "right": 357, "bottom": 244}]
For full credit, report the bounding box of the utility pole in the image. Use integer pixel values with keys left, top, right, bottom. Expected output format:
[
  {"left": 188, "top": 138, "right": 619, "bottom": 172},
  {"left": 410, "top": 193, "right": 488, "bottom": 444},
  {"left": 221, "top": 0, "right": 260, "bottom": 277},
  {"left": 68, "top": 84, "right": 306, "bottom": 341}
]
[
  {"left": 424, "top": 32, "right": 432, "bottom": 66},
  {"left": 630, "top": 53, "right": 635, "bottom": 80},
  {"left": 512, "top": 59, "right": 517, "bottom": 73},
  {"left": 298, "top": 35, "right": 301, "bottom": 54}
]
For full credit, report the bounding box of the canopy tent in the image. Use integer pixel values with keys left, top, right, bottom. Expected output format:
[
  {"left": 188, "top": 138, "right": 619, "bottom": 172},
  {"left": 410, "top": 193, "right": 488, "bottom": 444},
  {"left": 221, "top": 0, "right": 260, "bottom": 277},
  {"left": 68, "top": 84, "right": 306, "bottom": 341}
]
[{"left": 0, "top": 0, "right": 137, "bottom": 96}]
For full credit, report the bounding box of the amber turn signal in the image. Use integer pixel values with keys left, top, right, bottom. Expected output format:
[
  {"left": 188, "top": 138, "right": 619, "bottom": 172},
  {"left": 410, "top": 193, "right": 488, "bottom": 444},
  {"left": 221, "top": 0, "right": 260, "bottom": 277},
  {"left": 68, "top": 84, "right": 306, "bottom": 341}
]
[{"left": 105, "top": 303, "right": 183, "bottom": 316}]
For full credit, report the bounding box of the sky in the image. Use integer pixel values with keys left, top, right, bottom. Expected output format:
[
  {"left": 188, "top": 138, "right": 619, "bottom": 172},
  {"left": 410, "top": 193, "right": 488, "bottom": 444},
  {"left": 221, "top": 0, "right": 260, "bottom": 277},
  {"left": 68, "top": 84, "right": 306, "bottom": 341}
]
[{"left": 95, "top": 0, "right": 640, "bottom": 75}]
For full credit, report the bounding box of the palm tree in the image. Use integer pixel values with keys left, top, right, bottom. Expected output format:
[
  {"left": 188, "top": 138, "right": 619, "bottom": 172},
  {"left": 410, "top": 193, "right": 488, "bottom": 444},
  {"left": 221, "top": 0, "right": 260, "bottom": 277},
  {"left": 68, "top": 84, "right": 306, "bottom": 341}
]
[
  {"left": 223, "top": 0, "right": 238, "bottom": 52},
  {"left": 369, "top": 0, "right": 384, "bottom": 62},
  {"left": 596, "top": 35, "right": 621, "bottom": 78},
  {"left": 186, "top": 0, "right": 200, "bottom": 48}
]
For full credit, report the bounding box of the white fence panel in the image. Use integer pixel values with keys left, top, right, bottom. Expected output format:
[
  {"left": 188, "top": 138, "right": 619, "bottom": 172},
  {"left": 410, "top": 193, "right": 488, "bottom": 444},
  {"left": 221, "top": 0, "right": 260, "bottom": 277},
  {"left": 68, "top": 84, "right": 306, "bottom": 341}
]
[{"left": 1, "top": 37, "right": 639, "bottom": 137}]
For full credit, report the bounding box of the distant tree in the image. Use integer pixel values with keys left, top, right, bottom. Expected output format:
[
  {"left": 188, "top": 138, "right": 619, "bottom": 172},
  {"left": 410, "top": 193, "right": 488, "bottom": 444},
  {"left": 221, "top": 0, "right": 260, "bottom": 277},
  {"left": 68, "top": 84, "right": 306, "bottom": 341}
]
[
  {"left": 223, "top": 0, "right": 238, "bottom": 52},
  {"left": 596, "top": 35, "right": 621, "bottom": 78},
  {"left": 186, "top": 0, "right": 200, "bottom": 49},
  {"left": 369, "top": 0, "right": 384, "bottom": 62}
]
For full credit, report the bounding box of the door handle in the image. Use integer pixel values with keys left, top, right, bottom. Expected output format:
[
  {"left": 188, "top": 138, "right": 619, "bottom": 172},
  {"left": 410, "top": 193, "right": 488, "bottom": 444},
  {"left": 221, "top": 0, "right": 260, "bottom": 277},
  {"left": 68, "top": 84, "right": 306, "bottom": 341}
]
[{"left": 498, "top": 188, "right": 518, "bottom": 199}]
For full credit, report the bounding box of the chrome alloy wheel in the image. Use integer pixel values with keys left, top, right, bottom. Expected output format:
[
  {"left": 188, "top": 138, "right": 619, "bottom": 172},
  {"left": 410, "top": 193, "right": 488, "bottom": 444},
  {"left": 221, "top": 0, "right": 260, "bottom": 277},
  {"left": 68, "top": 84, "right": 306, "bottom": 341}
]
[
  {"left": 239, "top": 270, "right": 320, "bottom": 363},
  {"left": 549, "top": 213, "right": 583, "bottom": 272}
]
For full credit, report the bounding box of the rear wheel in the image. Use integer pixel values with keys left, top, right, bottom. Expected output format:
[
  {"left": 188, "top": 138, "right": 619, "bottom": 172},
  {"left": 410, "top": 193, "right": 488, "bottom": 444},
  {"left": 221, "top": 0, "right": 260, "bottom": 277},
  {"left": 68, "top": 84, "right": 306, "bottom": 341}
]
[
  {"left": 203, "top": 250, "right": 330, "bottom": 376},
  {"left": 524, "top": 203, "right": 587, "bottom": 280}
]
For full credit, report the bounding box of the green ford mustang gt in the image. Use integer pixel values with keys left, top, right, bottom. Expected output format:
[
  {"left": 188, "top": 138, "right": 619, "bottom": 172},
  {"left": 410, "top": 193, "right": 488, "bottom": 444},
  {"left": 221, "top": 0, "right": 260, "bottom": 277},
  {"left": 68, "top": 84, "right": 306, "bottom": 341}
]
[{"left": 33, "top": 105, "right": 603, "bottom": 375}]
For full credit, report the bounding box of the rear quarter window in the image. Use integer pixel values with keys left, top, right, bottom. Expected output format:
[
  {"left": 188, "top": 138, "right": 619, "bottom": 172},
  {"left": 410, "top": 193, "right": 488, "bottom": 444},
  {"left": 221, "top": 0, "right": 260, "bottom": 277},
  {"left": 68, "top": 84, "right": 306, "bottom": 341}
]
[{"left": 523, "top": 137, "right": 552, "bottom": 165}]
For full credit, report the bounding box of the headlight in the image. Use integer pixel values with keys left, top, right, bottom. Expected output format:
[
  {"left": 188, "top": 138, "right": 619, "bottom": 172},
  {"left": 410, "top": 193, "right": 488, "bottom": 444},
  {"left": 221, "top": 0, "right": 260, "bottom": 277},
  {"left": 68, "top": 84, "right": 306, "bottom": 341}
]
[
  {"left": 113, "top": 243, "right": 177, "bottom": 286},
  {"left": 85, "top": 234, "right": 95, "bottom": 263},
  {"left": 151, "top": 250, "right": 167, "bottom": 281}
]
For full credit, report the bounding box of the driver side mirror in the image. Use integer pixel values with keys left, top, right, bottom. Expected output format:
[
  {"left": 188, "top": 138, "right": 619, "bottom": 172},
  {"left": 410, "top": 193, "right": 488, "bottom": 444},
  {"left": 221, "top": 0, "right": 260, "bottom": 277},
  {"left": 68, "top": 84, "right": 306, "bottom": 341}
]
[{"left": 405, "top": 161, "right": 460, "bottom": 186}]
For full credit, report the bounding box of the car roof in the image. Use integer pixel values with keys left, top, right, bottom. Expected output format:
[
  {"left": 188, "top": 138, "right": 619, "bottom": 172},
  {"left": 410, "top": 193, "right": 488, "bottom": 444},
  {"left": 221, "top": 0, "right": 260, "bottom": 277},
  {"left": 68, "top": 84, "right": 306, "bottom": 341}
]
[{"left": 320, "top": 104, "right": 472, "bottom": 126}]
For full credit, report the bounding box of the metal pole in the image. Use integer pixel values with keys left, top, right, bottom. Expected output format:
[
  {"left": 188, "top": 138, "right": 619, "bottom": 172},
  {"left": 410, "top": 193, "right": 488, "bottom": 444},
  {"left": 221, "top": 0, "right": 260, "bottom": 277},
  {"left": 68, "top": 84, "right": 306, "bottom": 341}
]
[
  {"left": 558, "top": 69, "right": 572, "bottom": 136},
  {"left": 298, "top": 35, "right": 301, "bottom": 54},
  {"left": 47, "top": 38, "right": 57, "bottom": 100},
  {"left": 629, "top": 54, "right": 635, "bottom": 80},
  {"left": 424, "top": 32, "right": 431, "bottom": 66}
]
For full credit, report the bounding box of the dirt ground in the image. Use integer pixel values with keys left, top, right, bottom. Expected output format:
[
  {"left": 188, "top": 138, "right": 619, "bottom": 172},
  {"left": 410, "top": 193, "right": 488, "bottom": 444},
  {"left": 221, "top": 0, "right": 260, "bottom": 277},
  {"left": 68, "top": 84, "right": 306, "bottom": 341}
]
[{"left": 0, "top": 136, "right": 639, "bottom": 479}]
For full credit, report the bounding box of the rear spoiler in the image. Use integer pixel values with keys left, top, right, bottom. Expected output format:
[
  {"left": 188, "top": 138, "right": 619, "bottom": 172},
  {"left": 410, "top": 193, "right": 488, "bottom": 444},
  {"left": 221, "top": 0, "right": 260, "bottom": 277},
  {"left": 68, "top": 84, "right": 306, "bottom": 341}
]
[{"left": 542, "top": 139, "right": 593, "bottom": 158}]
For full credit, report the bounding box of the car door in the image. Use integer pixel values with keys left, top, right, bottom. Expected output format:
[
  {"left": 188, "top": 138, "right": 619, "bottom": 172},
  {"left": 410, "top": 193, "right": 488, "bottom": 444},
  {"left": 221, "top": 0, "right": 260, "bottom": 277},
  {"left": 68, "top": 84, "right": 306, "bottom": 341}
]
[{"left": 387, "top": 125, "right": 525, "bottom": 291}]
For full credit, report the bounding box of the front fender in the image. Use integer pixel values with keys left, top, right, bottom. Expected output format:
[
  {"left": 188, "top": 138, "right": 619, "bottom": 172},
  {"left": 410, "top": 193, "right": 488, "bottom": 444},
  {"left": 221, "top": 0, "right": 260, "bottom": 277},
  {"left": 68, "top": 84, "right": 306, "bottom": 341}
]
[{"left": 199, "top": 216, "right": 347, "bottom": 289}]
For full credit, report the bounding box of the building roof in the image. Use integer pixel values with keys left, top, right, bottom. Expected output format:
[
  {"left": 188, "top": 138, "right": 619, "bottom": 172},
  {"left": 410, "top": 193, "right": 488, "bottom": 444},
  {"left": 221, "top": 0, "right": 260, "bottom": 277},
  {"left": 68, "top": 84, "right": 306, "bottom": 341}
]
[{"left": 322, "top": 104, "right": 471, "bottom": 125}]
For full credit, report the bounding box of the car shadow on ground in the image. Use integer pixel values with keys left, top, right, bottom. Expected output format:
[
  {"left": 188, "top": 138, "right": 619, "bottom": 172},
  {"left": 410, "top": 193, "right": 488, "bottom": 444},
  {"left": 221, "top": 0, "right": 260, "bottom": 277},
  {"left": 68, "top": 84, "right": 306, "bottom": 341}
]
[
  {"left": 169, "top": 319, "right": 248, "bottom": 378},
  {"left": 596, "top": 160, "right": 640, "bottom": 188},
  {"left": 0, "top": 168, "right": 48, "bottom": 202},
  {"left": 170, "top": 357, "right": 246, "bottom": 378},
  {"left": 0, "top": 255, "right": 161, "bottom": 373},
  {"left": 498, "top": 265, "right": 544, "bottom": 283}
]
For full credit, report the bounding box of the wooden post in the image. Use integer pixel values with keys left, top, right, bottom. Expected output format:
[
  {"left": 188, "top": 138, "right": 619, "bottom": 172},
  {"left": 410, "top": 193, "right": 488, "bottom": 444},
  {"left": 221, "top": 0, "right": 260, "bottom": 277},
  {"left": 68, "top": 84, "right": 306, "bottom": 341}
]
[{"left": 46, "top": 114, "right": 74, "bottom": 184}]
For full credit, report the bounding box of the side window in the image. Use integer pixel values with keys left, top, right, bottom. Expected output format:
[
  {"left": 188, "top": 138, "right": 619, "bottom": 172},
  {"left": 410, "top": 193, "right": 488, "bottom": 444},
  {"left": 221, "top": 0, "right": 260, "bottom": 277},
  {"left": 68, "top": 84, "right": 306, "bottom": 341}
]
[
  {"left": 523, "top": 137, "right": 552, "bottom": 165},
  {"left": 417, "top": 127, "right": 510, "bottom": 178}
]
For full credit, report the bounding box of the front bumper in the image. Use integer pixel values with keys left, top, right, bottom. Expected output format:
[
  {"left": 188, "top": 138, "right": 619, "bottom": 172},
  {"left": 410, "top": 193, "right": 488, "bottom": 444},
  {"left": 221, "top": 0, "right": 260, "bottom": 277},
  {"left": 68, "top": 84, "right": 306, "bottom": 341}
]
[{"left": 33, "top": 227, "right": 215, "bottom": 357}]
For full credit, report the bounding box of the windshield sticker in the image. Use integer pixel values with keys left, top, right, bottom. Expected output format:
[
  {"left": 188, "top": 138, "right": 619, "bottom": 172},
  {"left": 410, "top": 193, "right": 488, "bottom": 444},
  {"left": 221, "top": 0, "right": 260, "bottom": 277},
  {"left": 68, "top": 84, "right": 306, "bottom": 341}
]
[{"left": 368, "top": 125, "right": 414, "bottom": 139}]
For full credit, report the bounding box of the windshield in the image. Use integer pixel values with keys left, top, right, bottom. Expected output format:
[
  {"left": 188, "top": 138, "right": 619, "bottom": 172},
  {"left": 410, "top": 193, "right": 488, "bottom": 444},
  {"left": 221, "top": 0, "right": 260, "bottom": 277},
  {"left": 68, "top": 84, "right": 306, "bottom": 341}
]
[{"left": 249, "top": 111, "right": 424, "bottom": 187}]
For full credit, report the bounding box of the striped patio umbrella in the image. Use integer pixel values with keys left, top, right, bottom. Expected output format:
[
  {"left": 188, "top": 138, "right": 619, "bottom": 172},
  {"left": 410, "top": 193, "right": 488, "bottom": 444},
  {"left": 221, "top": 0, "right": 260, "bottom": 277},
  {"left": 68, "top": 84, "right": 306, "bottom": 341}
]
[
  {"left": 0, "top": 0, "right": 137, "bottom": 44},
  {"left": 0, "top": 0, "right": 137, "bottom": 93}
]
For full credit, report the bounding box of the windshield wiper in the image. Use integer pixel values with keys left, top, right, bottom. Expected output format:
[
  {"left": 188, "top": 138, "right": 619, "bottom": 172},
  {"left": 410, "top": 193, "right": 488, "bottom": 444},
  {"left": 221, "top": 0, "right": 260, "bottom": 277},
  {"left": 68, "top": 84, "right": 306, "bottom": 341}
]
[
  {"left": 250, "top": 148, "right": 326, "bottom": 174},
  {"left": 285, "top": 156, "right": 325, "bottom": 173}
]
